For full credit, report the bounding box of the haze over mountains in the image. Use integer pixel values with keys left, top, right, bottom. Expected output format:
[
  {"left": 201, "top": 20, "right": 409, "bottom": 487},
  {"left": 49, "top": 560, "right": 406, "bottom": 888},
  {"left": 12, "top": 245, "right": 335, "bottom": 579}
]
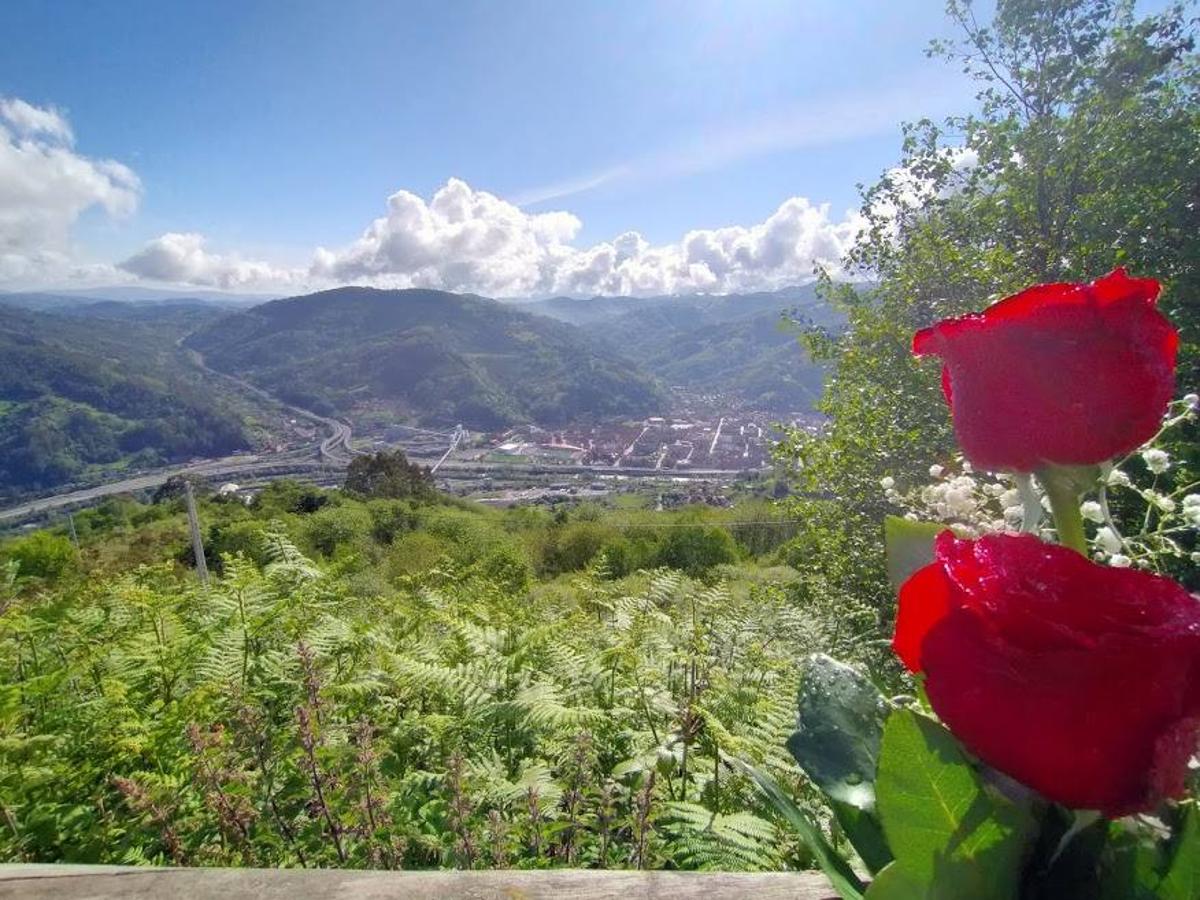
[
  {"left": 0, "top": 283, "right": 836, "bottom": 497},
  {"left": 519, "top": 285, "right": 840, "bottom": 411}
]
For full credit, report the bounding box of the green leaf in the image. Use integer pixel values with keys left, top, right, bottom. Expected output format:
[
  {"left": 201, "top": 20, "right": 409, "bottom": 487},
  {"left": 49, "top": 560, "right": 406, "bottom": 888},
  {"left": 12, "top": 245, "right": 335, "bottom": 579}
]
[
  {"left": 786, "top": 654, "right": 892, "bottom": 873},
  {"left": 884, "top": 516, "right": 945, "bottom": 591},
  {"left": 1100, "top": 818, "right": 1167, "bottom": 900},
  {"left": 732, "top": 756, "right": 866, "bottom": 900},
  {"left": 864, "top": 861, "right": 928, "bottom": 898},
  {"left": 1157, "top": 802, "right": 1200, "bottom": 900},
  {"left": 875, "top": 709, "right": 1034, "bottom": 900}
]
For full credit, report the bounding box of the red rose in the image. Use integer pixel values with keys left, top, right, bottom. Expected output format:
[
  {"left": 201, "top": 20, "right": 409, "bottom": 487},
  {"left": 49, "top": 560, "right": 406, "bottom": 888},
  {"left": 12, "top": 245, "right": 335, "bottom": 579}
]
[
  {"left": 912, "top": 268, "right": 1177, "bottom": 472},
  {"left": 894, "top": 531, "right": 1200, "bottom": 817}
]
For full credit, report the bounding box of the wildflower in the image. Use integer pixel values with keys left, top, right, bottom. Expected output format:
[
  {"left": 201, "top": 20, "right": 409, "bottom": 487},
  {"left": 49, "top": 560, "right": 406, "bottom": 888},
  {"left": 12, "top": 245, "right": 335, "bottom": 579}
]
[
  {"left": 1080, "top": 501, "right": 1104, "bottom": 524},
  {"left": 1142, "top": 448, "right": 1170, "bottom": 475},
  {"left": 1095, "top": 527, "right": 1122, "bottom": 555},
  {"left": 1106, "top": 469, "right": 1133, "bottom": 488}
]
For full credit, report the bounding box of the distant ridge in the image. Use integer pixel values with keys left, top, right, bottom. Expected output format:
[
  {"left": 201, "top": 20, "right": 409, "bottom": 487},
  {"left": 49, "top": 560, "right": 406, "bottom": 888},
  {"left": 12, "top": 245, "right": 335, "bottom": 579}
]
[
  {"left": 517, "top": 285, "right": 844, "bottom": 413},
  {"left": 185, "top": 286, "right": 666, "bottom": 428}
]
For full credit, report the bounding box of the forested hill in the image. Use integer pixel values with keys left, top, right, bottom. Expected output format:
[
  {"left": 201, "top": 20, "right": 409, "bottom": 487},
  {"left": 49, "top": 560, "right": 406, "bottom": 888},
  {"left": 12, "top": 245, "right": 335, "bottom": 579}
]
[
  {"left": 185, "top": 287, "right": 666, "bottom": 428},
  {"left": 0, "top": 304, "right": 250, "bottom": 496},
  {"left": 517, "top": 286, "right": 844, "bottom": 412}
]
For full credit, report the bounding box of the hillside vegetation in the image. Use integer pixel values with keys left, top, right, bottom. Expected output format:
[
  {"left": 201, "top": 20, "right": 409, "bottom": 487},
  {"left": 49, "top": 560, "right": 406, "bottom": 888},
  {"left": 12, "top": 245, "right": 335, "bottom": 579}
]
[
  {"left": 0, "top": 480, "right": 876, "bottom": 870},
  {"left": 0, "top": 304, "right": 250, "bottom": 497},
  {"left": 186, "top": 287, "right": 667, "bottom": 428}
]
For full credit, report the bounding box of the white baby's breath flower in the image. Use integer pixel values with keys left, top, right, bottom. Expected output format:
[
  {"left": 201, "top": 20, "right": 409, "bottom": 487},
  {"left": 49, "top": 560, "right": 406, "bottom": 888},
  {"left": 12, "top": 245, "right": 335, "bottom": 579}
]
[
  {"left": 1080, "top": 501, "right": 1104, "bottom": 524},
  {"left": 1095, "top": 527, "right": 1122, "bottom": 555},
  {"left": 929, "top": 464, "right": 945, "bottom": 478},
  {"left": 1183, "top": 393, "right": 1199, "bottom": 410},
  {"left": 1183, "top": 500, "right": 1200, "bottom": 527},
  {"left": 1142, "top": 448, "right": 1170, "bottom": 475},
  {"left": 999, "top": 489, "right": 1021, "bottom": 509},
  {"left": 1191, "top": 551, "right": 1200, "bottom": 564},
  {"left": 1106, "top": 469, "right": 1132, "bottom": 488},
  {"left": 1109, "top": 554, "right": 1132, "bottom": 568},
  {"left": 1003, "top": 505, "right": 1025, "bottom": 522},
  {"left": 1142, "top": 490, "right": 1176, "bottom": 513},
  {"left": 961, "top": 460, "right": 973, "bottom": 474},
  {"left": 880, "top": 476, "right": 895, "bottom": 490}
]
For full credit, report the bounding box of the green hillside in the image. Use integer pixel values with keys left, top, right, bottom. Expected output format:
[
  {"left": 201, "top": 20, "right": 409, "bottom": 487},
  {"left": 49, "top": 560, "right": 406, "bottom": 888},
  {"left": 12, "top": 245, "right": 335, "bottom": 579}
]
[
  {"left": 519, "top": 287, "right": 842, "bottom": 412},
  {"left": 186, "top": 287, "right": 667, "bottom": 428},
  {"left": 0, "top": 304, "right": 250, "bottom": 497}
]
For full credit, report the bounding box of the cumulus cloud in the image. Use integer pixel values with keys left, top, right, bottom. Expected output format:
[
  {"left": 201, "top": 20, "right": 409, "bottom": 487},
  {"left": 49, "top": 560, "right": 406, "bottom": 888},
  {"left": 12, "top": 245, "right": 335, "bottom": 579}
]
[
  {"left": 119, "top": 232, "right": 299, "bottom": 290},
  {"left": 0, "top": 97, "right": 140, "bottom": 278},
  {"left": 303, "top": 178, "right": 862, "bottom": 298}
]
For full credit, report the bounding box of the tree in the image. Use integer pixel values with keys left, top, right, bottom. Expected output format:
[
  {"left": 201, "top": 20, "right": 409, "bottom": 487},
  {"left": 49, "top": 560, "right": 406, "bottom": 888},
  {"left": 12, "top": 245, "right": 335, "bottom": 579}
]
[
  {"left": 779, "top": 0, "right": 1199, "bottom": 614},
  {"left": 343, "top": 450, "right": 435, "bottom": 501}
]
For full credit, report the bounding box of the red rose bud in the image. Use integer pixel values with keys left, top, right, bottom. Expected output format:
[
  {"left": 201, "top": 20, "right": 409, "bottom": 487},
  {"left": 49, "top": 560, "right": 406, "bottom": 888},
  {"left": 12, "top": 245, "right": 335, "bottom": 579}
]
[
  {"left": 894, "top": 531, "right": 1200, "bottom": 817},
  {"left": 913, "top": 269, "right": 1177, "bottom": 472}
]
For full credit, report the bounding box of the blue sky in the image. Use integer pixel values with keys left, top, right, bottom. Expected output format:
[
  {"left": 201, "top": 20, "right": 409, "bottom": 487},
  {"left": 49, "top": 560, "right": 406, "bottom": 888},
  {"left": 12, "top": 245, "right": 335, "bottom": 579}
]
[{"left": 0, "top": 0, "right": 983, "bottom": 296}]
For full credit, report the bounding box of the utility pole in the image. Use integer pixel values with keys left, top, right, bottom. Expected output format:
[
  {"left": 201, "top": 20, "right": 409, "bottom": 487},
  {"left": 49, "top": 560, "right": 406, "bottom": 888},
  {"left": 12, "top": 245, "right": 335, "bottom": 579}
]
[{"left": 184, "top": 480, "right": 209, "bottom": 586}]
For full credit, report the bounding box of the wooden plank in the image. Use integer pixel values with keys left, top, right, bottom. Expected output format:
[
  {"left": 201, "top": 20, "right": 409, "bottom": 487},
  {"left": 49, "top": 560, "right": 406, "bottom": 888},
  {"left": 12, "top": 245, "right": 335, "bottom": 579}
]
[{"left": 0, "top": 865, "right": 838, "bottom": 899}]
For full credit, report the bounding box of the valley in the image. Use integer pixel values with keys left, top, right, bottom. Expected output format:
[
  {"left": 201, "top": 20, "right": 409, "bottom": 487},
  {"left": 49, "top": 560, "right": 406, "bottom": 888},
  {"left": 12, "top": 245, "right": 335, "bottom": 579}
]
[{"left": 0, "top": 284, "right": 829, "bottom": 521}]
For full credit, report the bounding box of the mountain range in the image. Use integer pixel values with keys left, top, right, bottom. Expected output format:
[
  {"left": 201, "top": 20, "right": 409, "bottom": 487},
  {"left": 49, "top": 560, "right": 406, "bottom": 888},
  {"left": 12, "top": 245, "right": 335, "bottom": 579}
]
[{"left": 0, "top": 283, "right": 837, "bottom": 496}]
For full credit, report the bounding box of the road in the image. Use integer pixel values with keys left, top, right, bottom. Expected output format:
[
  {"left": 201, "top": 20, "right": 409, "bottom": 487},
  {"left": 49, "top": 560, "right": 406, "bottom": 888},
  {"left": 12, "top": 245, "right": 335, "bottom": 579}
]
[{"left": 180, "top": 343, "right": 356, "bottom": 465}]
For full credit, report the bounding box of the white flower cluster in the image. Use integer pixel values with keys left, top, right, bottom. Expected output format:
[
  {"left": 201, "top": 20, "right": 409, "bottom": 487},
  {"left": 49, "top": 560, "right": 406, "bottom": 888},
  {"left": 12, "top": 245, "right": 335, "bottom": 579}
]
[
  {"left": 1142, "top": 448, "right": 1171, "bottom": 475},
  {"left": 882, "top": 459, "right": 1017, "bottom": 537},
  {"left": 881, "top": 405, "right": 1199, "bottom": 574},
  {"left": 1183, "top": 494, "right": 1200, "bottom": 527}
]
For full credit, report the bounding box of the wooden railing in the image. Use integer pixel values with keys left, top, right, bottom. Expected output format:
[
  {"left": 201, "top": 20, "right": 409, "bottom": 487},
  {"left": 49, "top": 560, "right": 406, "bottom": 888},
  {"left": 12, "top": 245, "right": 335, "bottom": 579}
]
[{"left": 0, "top": 864, "right": 837, "bottom": 898}]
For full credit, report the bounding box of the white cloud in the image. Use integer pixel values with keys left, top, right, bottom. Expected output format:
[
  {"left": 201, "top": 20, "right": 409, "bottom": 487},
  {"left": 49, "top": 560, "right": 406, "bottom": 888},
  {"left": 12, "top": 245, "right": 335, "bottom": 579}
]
[
  {"left": 0, "top": 97, "right": 140, "bottom": 279},
  {"left": 0, "top": 98, "right": 74, "bottom": 144},
  {"left": 119, "top": 232, "right": 300, "bottom": 290},
  {"left": 302, "top": 178, "right": 862, "bottom": 298}
]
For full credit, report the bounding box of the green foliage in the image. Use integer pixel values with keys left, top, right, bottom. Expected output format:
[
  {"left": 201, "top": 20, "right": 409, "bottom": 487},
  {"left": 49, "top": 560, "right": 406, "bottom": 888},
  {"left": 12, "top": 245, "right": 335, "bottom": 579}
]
[
  {"left": 0, "top": 531, "right": 76, "bottom": 581},
  {"left": 883, "top": 516, "right": 945, "bottom": 591},
  {"left": 343, "top": 450, "right": 436, "bottom": 502},
  {"left": 874, "top": 709, "right": 1034, "bottom": 900},
  {"left": 0, "top": 305, "right": 250, "bottom": 496},
  {"left": 0, "top": 485, "right": 865, "bottom": 872},
  {"left": 777, "top": 0, "right": 1200, "bottom": 633},
  {"left": 786, "top": 655, "right": 892, "bottom": 875},
  {"left": 652, "top": 526, "right": 738, "bottom": 578}
]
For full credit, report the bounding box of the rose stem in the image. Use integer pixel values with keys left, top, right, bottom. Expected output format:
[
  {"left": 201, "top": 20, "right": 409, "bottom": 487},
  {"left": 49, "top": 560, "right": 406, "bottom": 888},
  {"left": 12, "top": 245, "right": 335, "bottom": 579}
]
[{"left": 1040, "top": 473, "right": 1088, "bottom": 555}]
